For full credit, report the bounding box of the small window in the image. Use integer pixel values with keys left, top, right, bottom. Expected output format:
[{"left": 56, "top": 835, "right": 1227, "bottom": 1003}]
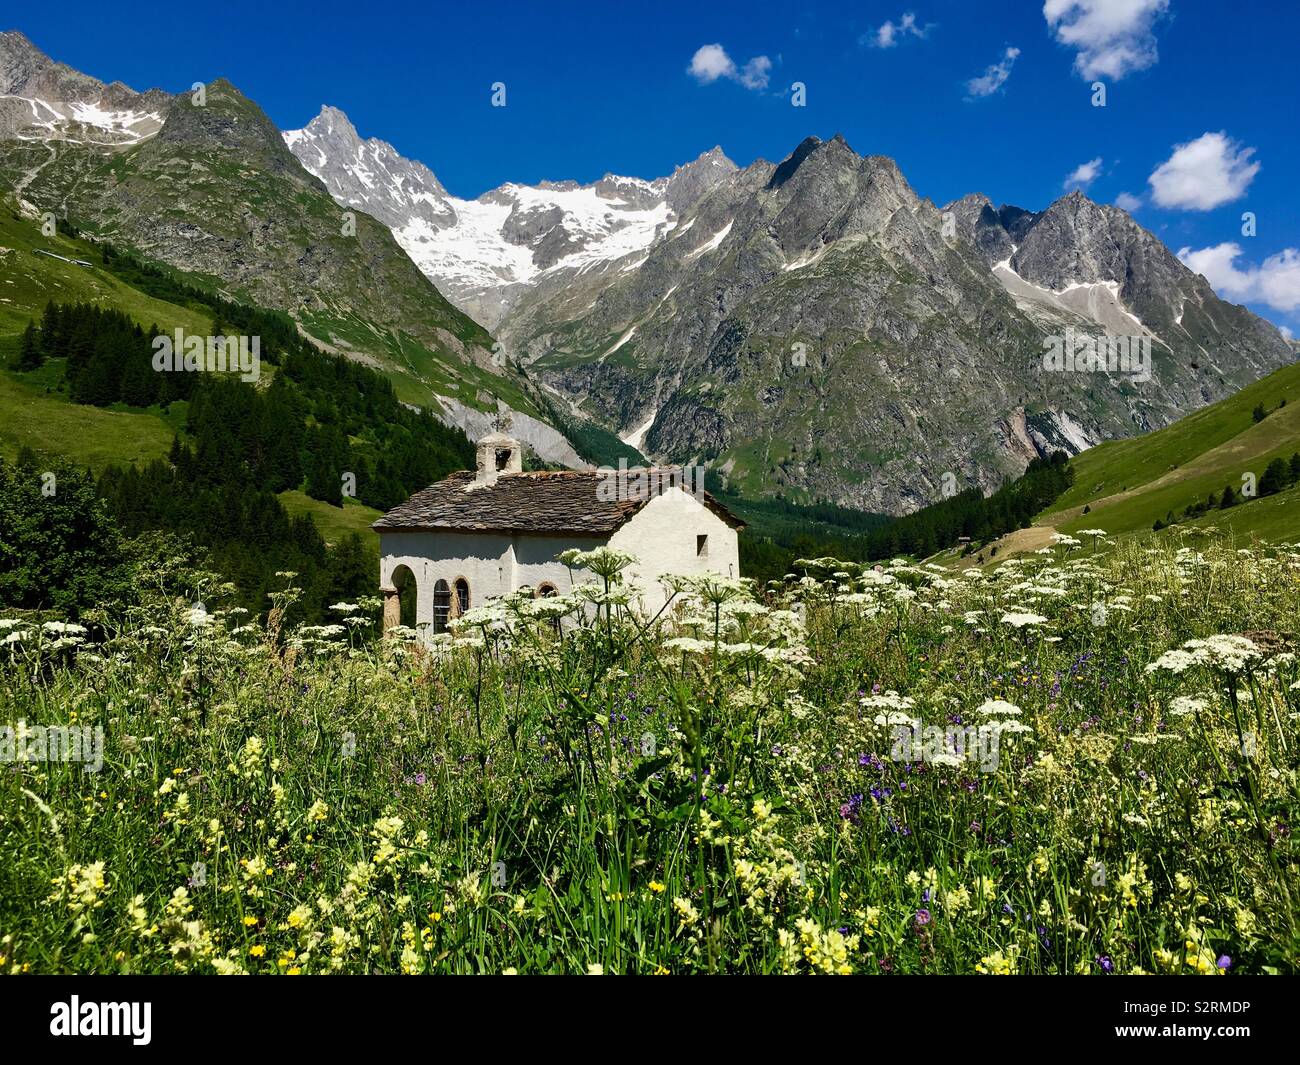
[
  {"left": 696, "top": 534, "right": 708, "bottom": 558},
  {"left": 454, "top": 578, "right": 470, "bottom": 616},
  {"left": 432, "top": 580, "right": 451, "bottom": 633}
]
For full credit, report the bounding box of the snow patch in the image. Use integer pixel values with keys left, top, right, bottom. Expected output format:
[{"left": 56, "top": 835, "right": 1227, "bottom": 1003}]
[
  {"left": 620, "top": 408, "right": 658, "bottom": 452},
  {"left": 2, "top": 94, "right": 160, "bottom": 144},
  {"left": 685, "top": 221, "right": 733, "bottom": 261},
  {"left": 601, "top": 325, "right": 637, "bottom": 360},
  {"left": 993, "top": 259, "right": 1163, "bottom": 343}
]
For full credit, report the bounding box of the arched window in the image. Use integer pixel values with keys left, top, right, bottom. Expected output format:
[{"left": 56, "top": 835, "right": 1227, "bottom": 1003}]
[
  {"left": 391, "top": 565, "right": 418, "bottom": 629},
  {"left": 534, "top": 582, "right": 560, "bottom": 634},
  {"left": 454, "top": 578, "right": 470, "bottom": 616},
  {"left": 432, "top": 580, "right": 452, "bottom": 633}
]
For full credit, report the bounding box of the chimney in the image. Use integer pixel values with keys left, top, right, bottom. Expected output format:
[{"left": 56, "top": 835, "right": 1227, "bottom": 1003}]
[{"left": 470, "top": 431, "right": 522, "bottom": 488}]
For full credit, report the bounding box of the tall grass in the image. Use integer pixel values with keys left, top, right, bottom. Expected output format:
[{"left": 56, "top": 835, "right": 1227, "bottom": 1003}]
[{"left": 1, "top": 534, "right": 1297, "bottom": 974}]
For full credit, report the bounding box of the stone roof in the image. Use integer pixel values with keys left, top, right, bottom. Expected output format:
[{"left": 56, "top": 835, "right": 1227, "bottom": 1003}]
[{"left": 372, "top": 469, "right": 745, "bottom": 536}]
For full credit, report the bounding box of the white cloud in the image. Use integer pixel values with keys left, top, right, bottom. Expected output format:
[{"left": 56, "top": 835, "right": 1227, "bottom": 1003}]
[
  {"left": 688, "top": 44, "right": 772, "bottom": 90},
  {"left": 1043, "top": 0, "right": 1169, "bottom": 80},
  {"left": 739, "top": 55, "right": 772, "bottom": 90},
  {"left": 965, "top": 47, "right": 1020, "bottom": 98},
  {"left": 1064, "top": 157, "right": 1104, "bottom": 189},
  {"left": 689, "top": 44, "right": 736, "bottom": 84},
  {"left": 866, "top": 12, "right": 932, "bottom": 48},
  {"left": 1281, "top": 325, "right": 1295, "bottom": 340},
  {"left": 1178, "top": 243, "right": 1300, "bottom": 313},
  {"left": 1115, "top": 191, "right": 1143, "bottom": 211},
  {"left": 1148, "top": 132, "right": 1260, "bottom": 211}
]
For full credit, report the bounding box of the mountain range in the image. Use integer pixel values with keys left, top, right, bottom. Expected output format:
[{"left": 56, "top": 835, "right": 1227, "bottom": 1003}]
[
  {"left": 0, "top": 31, "right": 520, "bottom": 419},
  {"left": 2, "top": 29, "right": 1294, "bottom": 514},
  {"left": 285, "top": 106, "right": 1291, "bottom": 511}
]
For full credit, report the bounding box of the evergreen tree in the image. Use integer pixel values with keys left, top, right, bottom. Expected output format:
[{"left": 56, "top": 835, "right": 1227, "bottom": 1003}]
[
  {"left": 39, "top": 301, "right": 62, "bottom": 358},
  {"left": 15, "top": 320, "right": 43, "bottom": 370},
  {"left": 1259, "top": 457, "right": 1289, "bottom": 496}
]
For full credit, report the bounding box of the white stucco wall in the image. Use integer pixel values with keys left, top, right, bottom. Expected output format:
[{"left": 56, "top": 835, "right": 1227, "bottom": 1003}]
[
  {"left": 607, "top": 491, "right": 741, "bottom": 613},
  {"left": 379, "top": 529, "right": 605, "bottom": 628},
  {"left": 378, "top": 489, "right": 740, "bottom": 630}
]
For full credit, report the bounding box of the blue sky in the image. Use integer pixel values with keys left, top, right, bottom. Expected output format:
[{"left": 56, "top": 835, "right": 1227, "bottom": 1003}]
[{"left": 13, "top": 0, "right": 1300, "bottom": 332}]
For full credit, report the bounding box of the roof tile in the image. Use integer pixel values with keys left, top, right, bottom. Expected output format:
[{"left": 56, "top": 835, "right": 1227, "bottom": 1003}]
[{"left": 372, "top": 469, "right": 744, "bottom": 535}]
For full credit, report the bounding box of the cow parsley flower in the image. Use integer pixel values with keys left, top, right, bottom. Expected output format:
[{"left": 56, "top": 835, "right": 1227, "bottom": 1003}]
[
  {"left": 1169, "top": 695, "right": 1210, "bottom": 716},
  {"left": 1146, "top": 635, "right": 1261, "bottom": 675},
  {"left": 1000, "top": 612, "right": 1048, "bottom": 628},
  {"left": 974, "top": 699, "right": 1022, "bottom": 717}
]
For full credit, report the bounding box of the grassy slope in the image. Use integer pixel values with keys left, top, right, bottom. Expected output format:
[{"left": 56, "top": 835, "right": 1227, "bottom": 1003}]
[
  {"left": 0, "top": 207, "right": 378, "bottom": 549},
  {"left": 278, "top": 490, "right": 382, "bottom": 549},
  {"left": 297, "top": 307, "right": 540, "bottom": 417},
  {"left": 1038, "top": 360, "right": 1300, "bottom": 539},
  {"left": 0, "top": 209, "right": 213, "bottom": 337},
  {"left": 0, "top": 368, "right": 177, "bottom": 471}
]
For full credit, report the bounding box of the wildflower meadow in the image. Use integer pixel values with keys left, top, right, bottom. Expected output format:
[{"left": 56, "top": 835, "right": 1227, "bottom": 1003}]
[{"left": 2, "top": 535, "right": 1298, "bottom": 975}]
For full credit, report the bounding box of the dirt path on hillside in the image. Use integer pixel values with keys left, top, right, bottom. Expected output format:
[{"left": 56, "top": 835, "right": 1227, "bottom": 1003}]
[{"left": 14, "top": 141, "right": 58, "bottom": 201}]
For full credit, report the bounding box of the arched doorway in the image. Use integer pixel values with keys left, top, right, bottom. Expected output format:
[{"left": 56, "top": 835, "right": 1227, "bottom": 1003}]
[
  {"left": 433, "top": 579, "right": 452, "bottom": 633},
  {"left": 391, "top": 565, "right": 418, "bottom": 629}
]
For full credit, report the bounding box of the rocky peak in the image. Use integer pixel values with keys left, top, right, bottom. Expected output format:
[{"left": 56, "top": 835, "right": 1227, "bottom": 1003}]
[
  {"left": 944, "top": 192, "right": 1015, "bottom": 262},
  {"left": 1010, "top": 189, "right": 1137, "bottom": 289},
  {"left": 661, "top": 145, "right": 737, "bottom": 212},
  {"left": 0, "top": 30, "right": 166, "bottom": 143},
  {"left": 0, "top": 29, "right": 51, "bottom": 93},
  {"left": 155, "top": 79, "right": 302, "bottom": 179},
  {"left": 283, "top": 103, "right": 453, "bottom": 229},
  {"left": 767, "top": 135, "right": 828, "bottom": 189},
  {"left": 306, "top": 104, "right": 360, "bottom": 141},
  {"left": 997, "top": 204, "right": 1039, "bottom": 242}
]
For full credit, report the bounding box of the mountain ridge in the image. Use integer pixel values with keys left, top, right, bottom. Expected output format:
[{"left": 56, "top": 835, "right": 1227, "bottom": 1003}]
[
  {"left": 283, "top": 104, "right": 737, "bottom": 329},
  {"left": 286, "top": 110, "right": 1292, "bottom": 512},
  {"left": 0, "top": 32, "right": 546, "bottom": 435}
]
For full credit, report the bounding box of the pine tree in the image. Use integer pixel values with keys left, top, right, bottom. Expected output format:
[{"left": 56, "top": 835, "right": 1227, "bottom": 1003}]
[
  {"left": 119, "top": 346, "right": 157, "bottom": 407},
  {"left": 1220, "top": 485, "right": 1238, "bottom": 509},
  {"left": 39, "top": 302, "right": 61, "bottom": 357},
  {"left": 15, "top": 320, "right": 43, "bottom": 370},
  {"left": 1259, "top": 458, "right": 1289, "bottom": 496}
]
